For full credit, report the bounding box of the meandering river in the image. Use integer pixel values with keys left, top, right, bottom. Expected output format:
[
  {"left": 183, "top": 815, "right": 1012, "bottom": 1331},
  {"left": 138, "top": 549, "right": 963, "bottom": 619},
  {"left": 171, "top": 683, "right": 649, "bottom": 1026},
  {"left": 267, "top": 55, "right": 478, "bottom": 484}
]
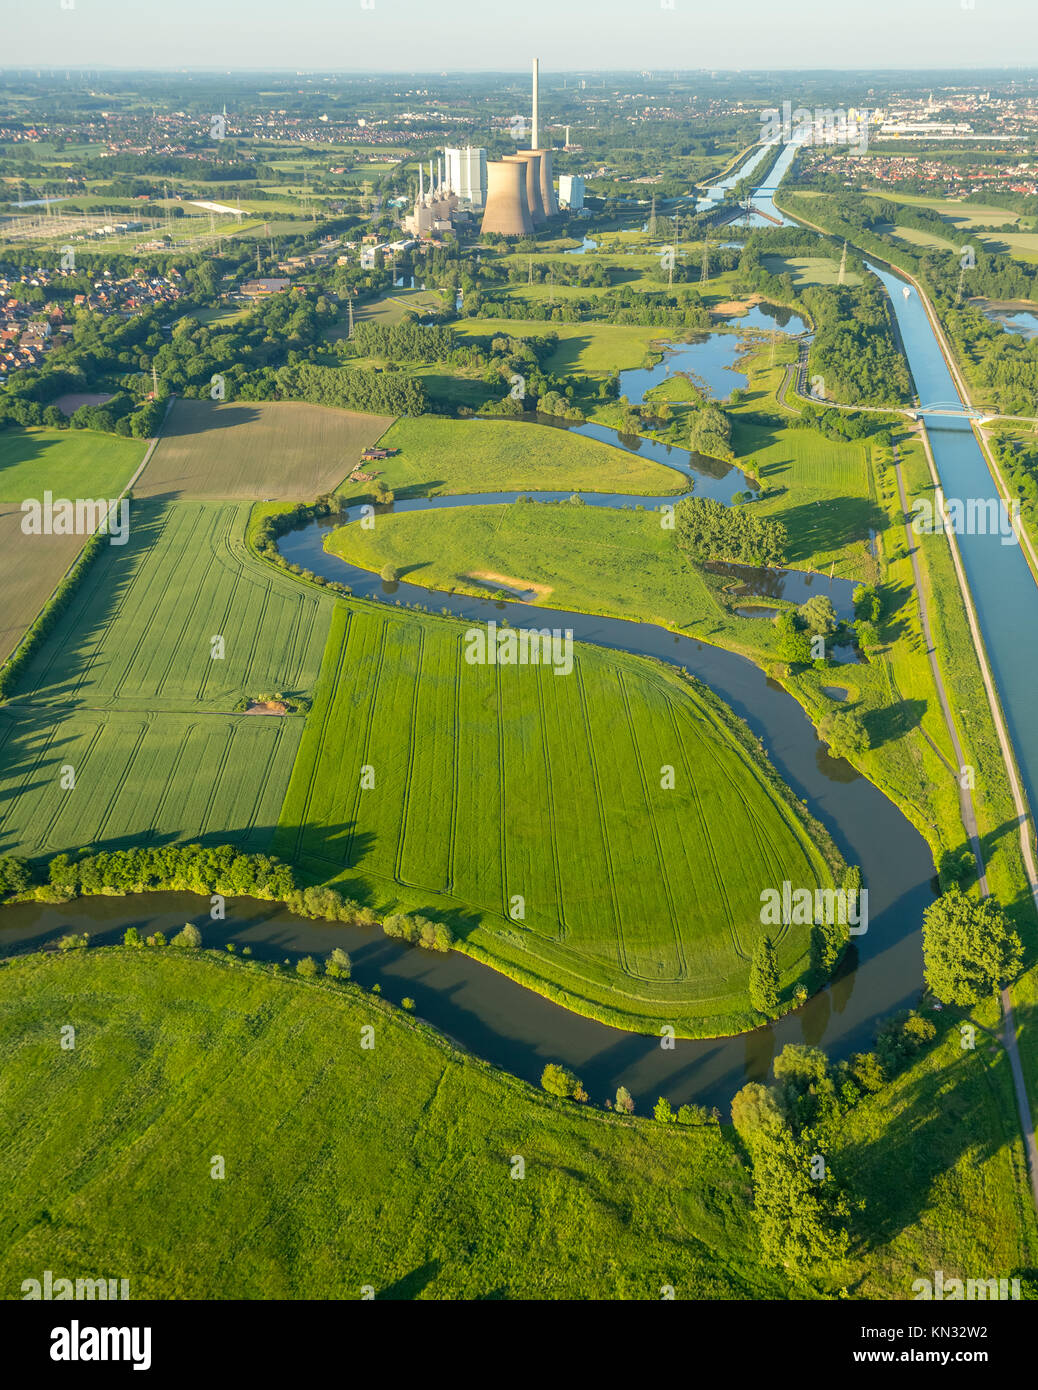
[{"left": 6, "top": 144, "right": 982, "bottom": 1113}]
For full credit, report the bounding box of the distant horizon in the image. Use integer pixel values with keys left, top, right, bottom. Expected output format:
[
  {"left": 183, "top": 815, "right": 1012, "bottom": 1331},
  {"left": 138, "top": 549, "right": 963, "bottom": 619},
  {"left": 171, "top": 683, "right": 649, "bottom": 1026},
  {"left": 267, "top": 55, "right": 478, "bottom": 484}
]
[
  {"left": 1, "top": 64, "right": 1037, "bottom": 77},
  {"left": 2, "top": 0, "right": 1036, "bottom": 73}
]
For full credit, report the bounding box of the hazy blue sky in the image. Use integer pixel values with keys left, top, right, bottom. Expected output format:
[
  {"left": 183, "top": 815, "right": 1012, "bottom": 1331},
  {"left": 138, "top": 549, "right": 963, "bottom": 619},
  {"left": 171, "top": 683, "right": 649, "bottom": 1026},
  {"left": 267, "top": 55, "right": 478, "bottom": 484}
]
[{"left": 1, "top": 0, "right": 1036, "bottom": 71}]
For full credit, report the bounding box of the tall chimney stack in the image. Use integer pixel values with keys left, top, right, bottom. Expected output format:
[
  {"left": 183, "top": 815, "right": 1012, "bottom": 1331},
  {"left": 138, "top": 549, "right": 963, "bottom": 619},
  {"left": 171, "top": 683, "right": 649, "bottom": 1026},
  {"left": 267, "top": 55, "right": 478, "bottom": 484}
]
[{"left": 532, "top": 57, "right": 539, "bottom": 150}]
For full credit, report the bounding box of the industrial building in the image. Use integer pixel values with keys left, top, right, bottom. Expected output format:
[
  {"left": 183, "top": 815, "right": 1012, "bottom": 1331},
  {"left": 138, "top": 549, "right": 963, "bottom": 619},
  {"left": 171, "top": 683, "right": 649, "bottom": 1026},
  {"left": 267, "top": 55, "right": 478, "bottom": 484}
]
[
  {"left": 504, "top": 151, "right": 545, "bottom": 225},
  {"left": 444, "top": 146, "right": 487, "bottom": 207},
  {"left": 402, "top": 160, "right": 460, "bottom": 238},
  {"left": 558, "top": 174, "right": 584, "bottom": 210},
  {"left": 480, "top": 159, "right": 533, "bottom": 236},
  {"left": 480, "top": 58, "right": 561, "bottom": 237}
]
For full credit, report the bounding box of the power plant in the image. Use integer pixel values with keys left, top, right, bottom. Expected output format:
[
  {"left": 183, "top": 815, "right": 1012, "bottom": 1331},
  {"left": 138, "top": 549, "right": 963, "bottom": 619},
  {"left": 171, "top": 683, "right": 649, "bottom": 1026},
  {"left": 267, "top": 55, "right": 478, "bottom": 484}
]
[
  {"left": 481, "top": 58, "right": 560, "bottom": 237},
  {"left": 480, "top": 158, "right": 533, "bottom": 236},
  {"left": 504, "top": 151, "right": 545, "bottom": 225}
]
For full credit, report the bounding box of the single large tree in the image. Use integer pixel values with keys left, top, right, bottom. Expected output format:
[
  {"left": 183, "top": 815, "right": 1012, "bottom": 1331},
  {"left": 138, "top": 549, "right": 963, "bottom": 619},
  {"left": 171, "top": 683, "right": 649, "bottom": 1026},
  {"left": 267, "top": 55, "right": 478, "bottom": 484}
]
[
  {"left": 819, "top": 709, "right": 869, "bottom": 759},
  {"left": 541, "top": 1063, "right": 583, "bottom": 1099},
  {"left": 922, "top": 887, "right": 1023, "bottom": 1005},
  {"left": 799, "top": 595, "right": 838, "bottom": 637}
]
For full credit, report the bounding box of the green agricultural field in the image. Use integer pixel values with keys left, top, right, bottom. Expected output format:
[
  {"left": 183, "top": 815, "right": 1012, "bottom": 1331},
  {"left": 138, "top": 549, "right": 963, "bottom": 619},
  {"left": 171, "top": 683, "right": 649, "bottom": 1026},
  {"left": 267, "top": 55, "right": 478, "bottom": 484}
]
[
  {"left": 0, "top": 497, "right": 336, "bottom": 860},
  {"left": 357, "top": 415, "right": 686, "bottom": 499},
  {"left": 320, "top": 422, "right": 1007, "bottom": 916},
  {"left": 452, "top": 318, "right": 678, "bottom": 377},
  {"left": 865, "top": 190, "right": 1024, "bottom": 230},
  {"left": 136, "top": 399, "right": 394, "bottom": 500},
  {"left": 975, "top": 231, "right": 1038, "bottom": 263},
  {"left": 0, "top": 427, "right": 148, "bottom": 663},
  {"left": 761, "top": 255, "right": 863, "bottom": 288},
  {"left": 889, "top": 224, "right": 957, "bottom": 252},
  {"left": 182, "top": 303, "right": 254, "bottom": 328},
  {"left": 7, "top": 499, "right": 334, "bottom": 714},
  {"left": 0, "top": 949, "right": 783, "bottom": 1300},
  {"left": 275, "top": 602, "right": 839, "bottom": 1036},
  {"left": 0, "top": 707, "right": 301, "bottom": 858},
  {"left": 325, "top": 499, "right": 742, "bottom": 638},
  {"left": 732, "top": 419, "right": 878, "bottom": 579},
  {"left": 340, "top": 287, "right": 449, "bottom": 330},
  {"left": 0, "top": 425, "right": 146, "bottom": 503},
  {"left": 0, "top": 506, "right": 84, "bottom": 665}
]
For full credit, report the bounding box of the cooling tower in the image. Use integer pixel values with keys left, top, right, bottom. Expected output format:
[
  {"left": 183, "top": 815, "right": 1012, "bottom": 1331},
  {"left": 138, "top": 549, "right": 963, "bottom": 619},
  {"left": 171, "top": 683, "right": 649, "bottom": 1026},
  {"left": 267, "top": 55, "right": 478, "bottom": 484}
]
[
  {"left": 505, "top": 151, "right": 545, "bottom": 226},
  {"left": 480, "top": 159, "right": 533, "bottom": 237},
  {"left": 530, "top": 147, "right": 558, "bottom": 217}
]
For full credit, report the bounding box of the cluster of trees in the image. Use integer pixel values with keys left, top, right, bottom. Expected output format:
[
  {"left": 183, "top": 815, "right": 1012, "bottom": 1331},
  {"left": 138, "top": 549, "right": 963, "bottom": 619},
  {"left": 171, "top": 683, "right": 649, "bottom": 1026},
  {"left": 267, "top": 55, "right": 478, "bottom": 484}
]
[
  {"left": 295, "top": 947, "right": 353, "bottom": 980},
  {"left": 818, "top": 709, "right": 870, "bottom": 759},
  {"left": 792, "top": 400, "right": 894, "bottom": 447},
  {"left": 780, "top": 188, "right": 1038, "bottom": 415},
  {"left": 284, "top": 884, "right": 377, "bottom": 927},
  {"left": 0, "top": 391, "right": 161, "bottom": 439},
  {"left": 802, "top": 279, "right": 913, "bottom": 408},
  {"left": 153, "top": 286, "right": 339, "bottom": 400},
  {"left": 651, "top": 1097, "right": 722, "bottom": 1125},
  {"left": 773, "top": 595, "right": 864, "bottom": 668},
  {"left": 457, "top": 330, "right": 579, "bottom": 412},
  {"left": 540, "top": 1063, "right": 589, "bottom": 1102},
  {"left": 382, "top": 913, "right": 454, "bottom": 952},
  {"left": 948, "top": 303, "right": 1038, "bottom": 417},
  {"left": 505, "top": 259, "right": 614, "bottom": 290},
  {"left": 272, "top": 361, "right": 426, "bottom": 416},
  {"left": 47, "top": 844, "right": 296, "bottom": 901},
  {"left": 729, "top": 1009, "right": 934, "bottom": 1275},
  {"left": 675, "top": 496, "right": 788, "bottom": 567},
  {"left": 989, "top": 430, "right": 1038, "bottom": 517},
  {"left": 124, "top": 922, "right": 200, "bottom": 949},
  {"left": 471, "top": 288, "right": 713, "bottom": 330},
  {"left": 249, "top": 495, "right": 356, "bottom": 594},
  {"left": 25, "top": 841, "right": 470, "bottom": 961},
  {"left": 0, "top": 855, "right": 32, "bottom": 896},
  {"left": 345, "top": 320, "right": 455, "bottom": 363},
  {"left": 732, "top": 1047, "right": 855, "bottom": 1273},
  {"left": 687, "top": 397, "right": 733, "bottom": 460},
  {"left": 749, "top": 935, "right": 780, "bottom": 1016},
  {"left": 747, "top": 868, "right": 862, "bottom": 1019}
]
